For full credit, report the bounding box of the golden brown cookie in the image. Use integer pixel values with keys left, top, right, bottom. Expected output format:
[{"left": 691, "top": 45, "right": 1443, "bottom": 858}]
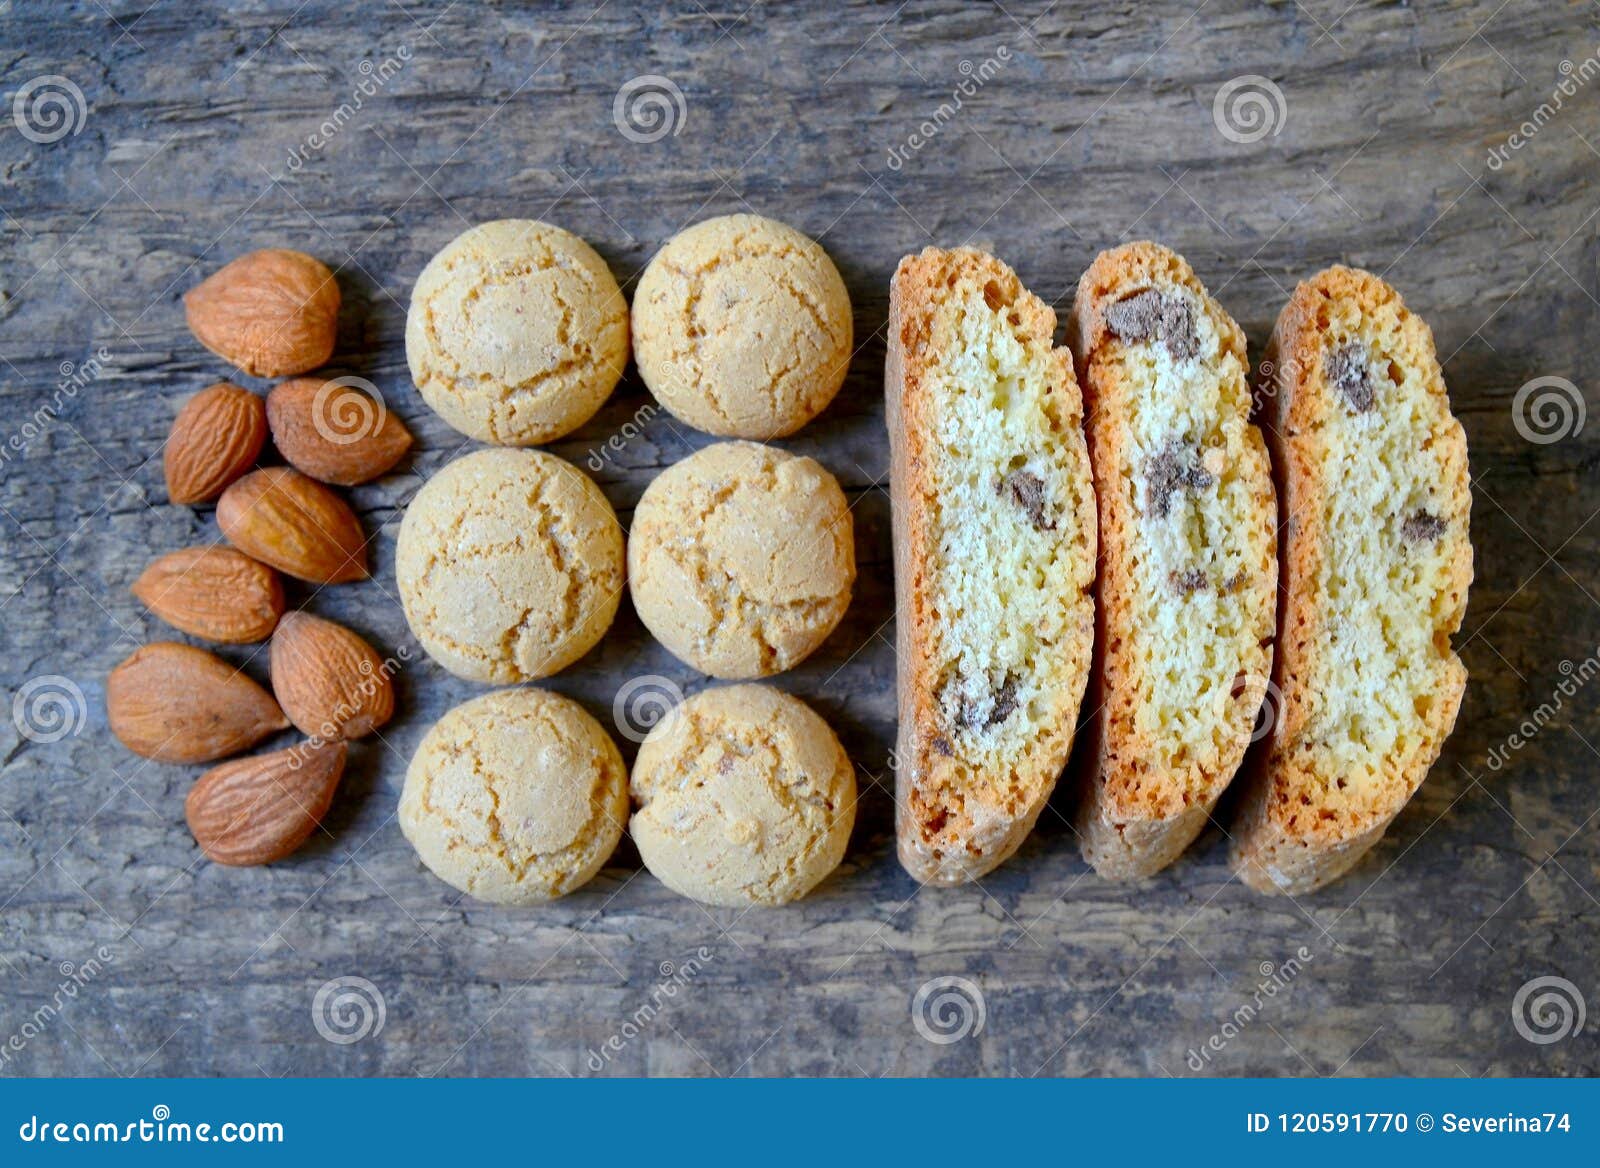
[
  {"left": 632, "top": 214, "right": 852, "bottom": 438},
  {"left": 629, "top": 684, "right": 855, "bottom": 906},
  {"left": 1065, "top": 241, "right": 1277, "bottom": 881},
  {"left": 1230, "top": 267, "right": 1471, "bottom": 895},
  {"left": 628, "top": 441, "right": 854, "bottom": 678},
  {"left": 887, "top": 247, "right": 1098, "bottom": 886},
  {"left": 396, "top": 448, "right": 623, "bottom": 683},
  {"left": 400, "top": 688, "right": 628, "bottom": 903},
  {"left": 406, "top": 219, "right": 628, "bottom": 445}
]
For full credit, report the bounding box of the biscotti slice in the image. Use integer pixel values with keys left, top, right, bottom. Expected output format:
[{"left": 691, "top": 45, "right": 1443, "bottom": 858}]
[
  {"left": 1230, "top": 266, "right": 1471, "bottom": 895},
  {"left": 887, "top": 247, "right": 1097, "bottom": 885},
  {"left": 1066, "top": 242, "right": 1277, "bottom": 880}
]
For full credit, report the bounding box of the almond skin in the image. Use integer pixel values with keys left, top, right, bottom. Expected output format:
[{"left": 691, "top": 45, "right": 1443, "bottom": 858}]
[
  {"left": 184, "top": 249, "right": 340, "bottom": 378},
  {"left": 266, "top": 377, "right": 413, "bottom": 486},
  {"left": 132, "top": 546, "right": 286, "bottom": 643},
  {"left": 108, "top": 642, "right": 288, "bottom": 763},
  {"left": 185, "top": 739, "right": 347, "bottom": 866},
  {"left": 269, "top": 611, "right": 395, "bottom": 740},
  {"left": 216, "top": 467, "right": 367, "bottom": 584},
  {"left": 164, "top": 382, "right": 267, "bottom": 505}
]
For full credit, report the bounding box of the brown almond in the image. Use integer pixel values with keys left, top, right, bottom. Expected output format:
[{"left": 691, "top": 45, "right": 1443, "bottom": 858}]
[
  {"left": 269, "top": 611, "right": 395, "bottom": 740},
  {"left": 185, "top": 739, "right": 347, "bottom": 866},
  {"left": 132, "top": 546, "right": 286, "bottom": 643},
  {"left": 216, "top": 467, "right": 367, "bottom": 584},
  {"left": 184, "top": 249, "right": 340, "bottom": 378},
  {"left": 266, "top": 377, "right": 413, "bottom": 486},
  {"left": 164, "top": 382, "right": 267, "bottom": 505},
  {"left": 108, "top": 642, "right": 288, "bottom": 764}
]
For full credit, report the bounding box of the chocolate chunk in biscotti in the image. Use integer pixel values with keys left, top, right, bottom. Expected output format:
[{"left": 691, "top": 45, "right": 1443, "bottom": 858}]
[
  {"left": 1326, "top": 342, "right": 1375, "bottom": 412},
  {"left": 1105, "top": 290, "right": 1199, "bottom": 361},
  {"left": 1145, "top": 441, "right": 1215, "bottom": 518},
  {"left": 999, "top": 469, "right": 1054, "bottom": 530},
  {"left": 1169, "top": 567, "right": 1209, "bottom": 594},
  {"left": 1402, "top": 510, "right": 1448, "bottom": 542},
  {"left": 949, "top": 673, "right": 1021, "bottom": 734}
]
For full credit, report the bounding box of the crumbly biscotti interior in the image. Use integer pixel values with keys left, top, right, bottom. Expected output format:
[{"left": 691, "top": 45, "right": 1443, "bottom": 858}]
[
  {"left": 916, "top": 279, "right": 1095, "bottom": 831},
  {"left": 1099, "top": 284, "right": 1269, "bottom": 812},
  {"left": 1281, "top": 294, "right": 1469, "bottom": 827}
]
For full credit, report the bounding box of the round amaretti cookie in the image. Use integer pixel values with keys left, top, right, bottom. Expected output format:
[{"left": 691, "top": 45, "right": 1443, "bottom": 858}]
[
  {"left": 631, "top": 214, "right": 852, "bottom": 438},
  {"left": 406, "top": 219, "right": 629, "bottom": 445},
  {"left": 400, "top": 688, "right": 628, "bottom": 903},
  {"left": 628, "top": 441, "right": 854, "bottom": 679},
  {"left": 630, "top": 684, "right": 855, "bottom": 906},
  {"left": 396, "top": 448, "right": 623, "bottom": 683}
]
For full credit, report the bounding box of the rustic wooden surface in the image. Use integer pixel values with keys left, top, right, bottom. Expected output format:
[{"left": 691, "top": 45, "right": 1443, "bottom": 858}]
[{"left": 1, "top": 0, "right": 1597, "bottom": 1078}]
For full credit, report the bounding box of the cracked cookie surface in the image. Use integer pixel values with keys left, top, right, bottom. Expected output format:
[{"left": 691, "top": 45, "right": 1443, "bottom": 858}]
[
  {"left": 396, "top": 448, "right": 623, "bottom": 682},
  {"left": 405, "top": 219, "right": 628, "bottom": 445},
  {"left": 628, "top": 441, "right": 854, "bottom": 678},
  {"left": 400, "top": 688, "right": 627, "bottom": 903},
  {"left": 632, "top": 214, "right": 852, "bottom": 438},
  {"left": 630, "top": 683, "right": 855, "bottom": 906}
]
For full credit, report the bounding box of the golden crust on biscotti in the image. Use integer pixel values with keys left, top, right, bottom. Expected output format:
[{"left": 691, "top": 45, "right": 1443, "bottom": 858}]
[
  {"left": 887, "top": 246, "right": 1097, "bottom": 885},
  {"left": 1064, "top": 241, "right": 1277, "bottom": 881},
  {"left": 1230, "top": 265, "right": 1472, "bottom": 895}
]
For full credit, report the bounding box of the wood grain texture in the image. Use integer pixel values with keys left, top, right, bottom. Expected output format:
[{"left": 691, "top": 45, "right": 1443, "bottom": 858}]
[{"left": 1, "top": 0, "right": 1597, "bottom": 1077}]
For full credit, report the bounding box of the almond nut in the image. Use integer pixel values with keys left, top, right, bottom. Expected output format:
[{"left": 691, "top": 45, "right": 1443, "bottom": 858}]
[
  {"left": 269, "top": 611, "right": 395, "bottom": 740},
  {"left": 185, "top": 739, "right": 347, "bottom": 866},
  {"left": 216, "top": 466, "right": 367, "bottom": 584},
  {"left": 164, "top": 382, "right": 267, "bottom": 505},
  {"left": 132, "top": 546, "right": 286, "bottom": 643},
  {"left": 266, "top": 377, "right": 413, "bottom": 486},
  {"left": 108, "top": 642, "right": 288, "bottom": 763},
  {"left": 184, "top": 249, "right": 340, "bottom": 378}
]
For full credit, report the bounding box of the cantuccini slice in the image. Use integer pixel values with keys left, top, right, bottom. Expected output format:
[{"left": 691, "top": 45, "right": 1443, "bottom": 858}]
[
  {"left": 1066, "top": 241, "right": 1277, "bottom": 879},
  {"left": 1230, "top": 266, "right": 1471, "bottom": 895},
  {"left": 887, "top": 247, "right": 1097, "bottom": 885}
]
